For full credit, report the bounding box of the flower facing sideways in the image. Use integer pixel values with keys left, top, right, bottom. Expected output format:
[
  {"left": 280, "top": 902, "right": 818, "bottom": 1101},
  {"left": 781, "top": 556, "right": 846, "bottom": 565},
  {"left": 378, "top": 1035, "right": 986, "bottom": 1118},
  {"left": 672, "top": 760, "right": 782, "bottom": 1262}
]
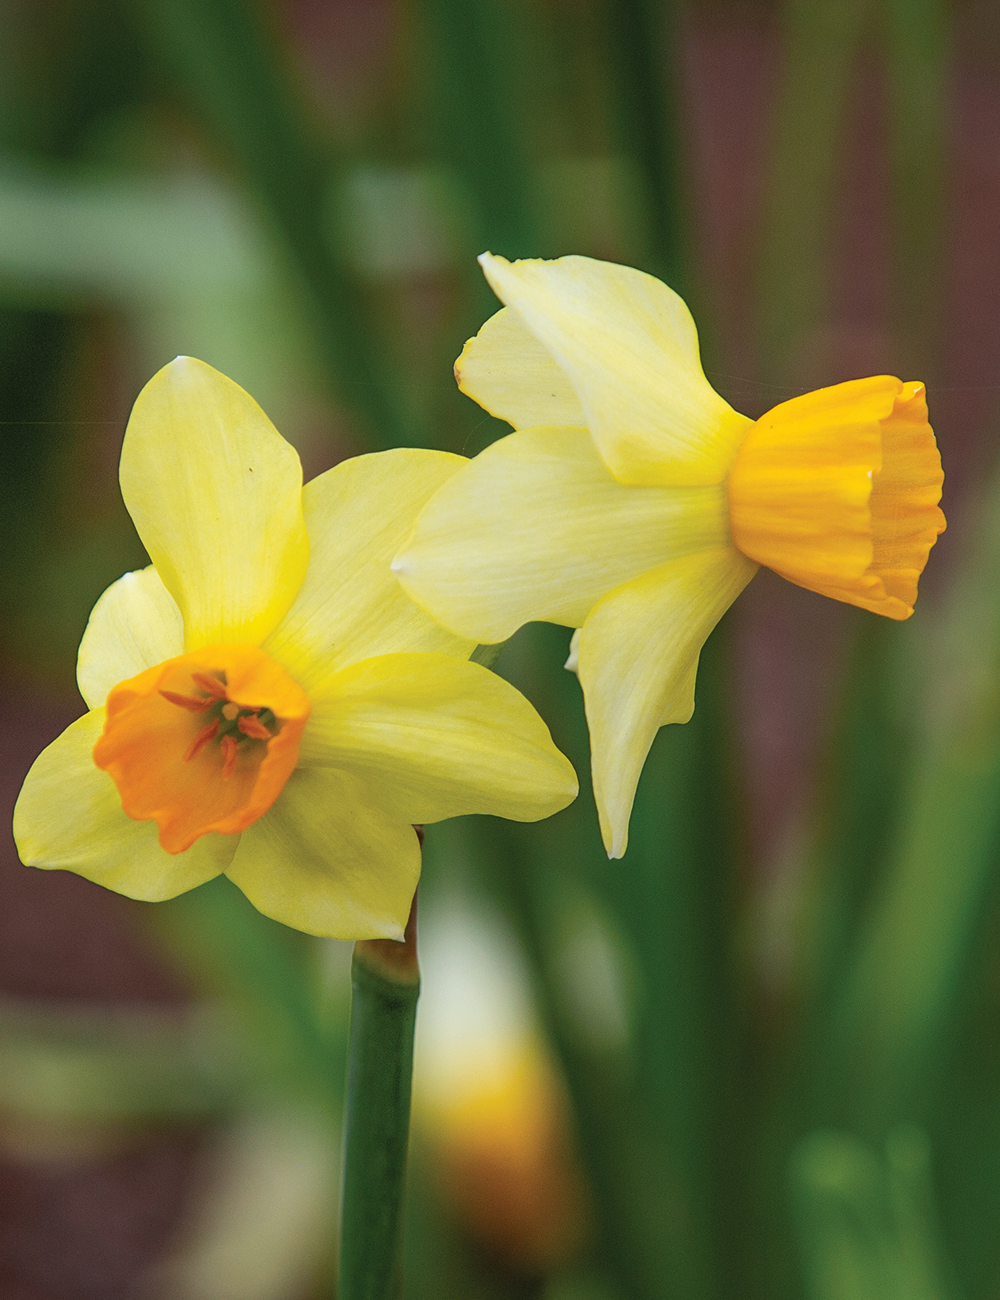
[
  {"left": 392, "top": 254, "right": 945, "bottom": 859},
  {"left": 14, "top": 358, "right": 577, "bottom": 938}
]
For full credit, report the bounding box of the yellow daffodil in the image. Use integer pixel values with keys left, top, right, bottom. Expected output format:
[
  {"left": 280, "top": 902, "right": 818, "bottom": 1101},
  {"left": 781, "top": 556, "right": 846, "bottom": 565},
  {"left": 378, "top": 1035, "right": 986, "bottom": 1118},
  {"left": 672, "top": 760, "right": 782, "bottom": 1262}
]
[
  {"left": 13, "top": 357, "right": 577, "bottom": 937},
  {"left": 392, "top": 254, "right": 946, "bottom": 859}
]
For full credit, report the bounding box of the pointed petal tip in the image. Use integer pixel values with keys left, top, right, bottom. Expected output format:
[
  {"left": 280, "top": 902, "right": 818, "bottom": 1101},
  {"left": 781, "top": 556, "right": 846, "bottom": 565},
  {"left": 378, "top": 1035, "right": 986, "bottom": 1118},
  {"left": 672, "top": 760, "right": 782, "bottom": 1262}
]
[
  {"left": 546, "top": 752, "right": 580, "bottom": 810},
  {"left": 478, "top": 252, "right": 507, "bottom": 302},
  {"left": 597, "top": 813, "right": 626, "bottom": 860},
  {"left": 478, "top": 251, "right": 517, "bottom": 297},
  {"left": 152, "top": 355, "right": 215, "bottom": 392},
  {"left": 559, "top": 774, "right": 581, "bottom": 809}
]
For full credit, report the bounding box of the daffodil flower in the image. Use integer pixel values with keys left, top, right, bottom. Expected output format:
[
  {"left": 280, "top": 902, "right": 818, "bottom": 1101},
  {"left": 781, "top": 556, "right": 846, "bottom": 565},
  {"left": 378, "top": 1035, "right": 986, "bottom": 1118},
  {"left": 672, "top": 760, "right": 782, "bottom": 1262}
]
[
  {"left": 13, "top": 358, "right": 577, "bottom": 937},
  {"left": 392, "top": 254, "right": 945, "bottom": 859}
]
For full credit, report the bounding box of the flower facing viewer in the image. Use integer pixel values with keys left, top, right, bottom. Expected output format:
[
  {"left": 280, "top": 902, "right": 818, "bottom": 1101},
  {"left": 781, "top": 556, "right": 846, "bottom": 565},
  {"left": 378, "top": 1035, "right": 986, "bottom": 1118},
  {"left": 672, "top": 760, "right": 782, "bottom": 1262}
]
[
  {"left": 392, "top": 255, "right": 945, "bottom": 859},
  {"left": 14, "top": 358, "right": 577, "bottom": 937}
]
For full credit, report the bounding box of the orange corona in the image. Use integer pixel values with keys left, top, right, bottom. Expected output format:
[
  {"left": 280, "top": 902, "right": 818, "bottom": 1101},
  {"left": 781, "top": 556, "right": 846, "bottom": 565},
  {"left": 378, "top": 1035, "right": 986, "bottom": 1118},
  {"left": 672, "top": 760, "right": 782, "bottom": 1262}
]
[
  {"left": 93, "top": 644, "right": 310, "bottom": 853},
  {"left": 727, "top": 377, "right": 945, "bottom": 619}
]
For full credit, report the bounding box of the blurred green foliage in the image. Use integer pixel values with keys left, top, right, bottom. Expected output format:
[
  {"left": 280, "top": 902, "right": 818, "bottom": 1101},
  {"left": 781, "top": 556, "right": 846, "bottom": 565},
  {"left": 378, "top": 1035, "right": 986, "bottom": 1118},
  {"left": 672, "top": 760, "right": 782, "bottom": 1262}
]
[{"left": 2, "top": 1, "right": 998, "bottom": 1299}]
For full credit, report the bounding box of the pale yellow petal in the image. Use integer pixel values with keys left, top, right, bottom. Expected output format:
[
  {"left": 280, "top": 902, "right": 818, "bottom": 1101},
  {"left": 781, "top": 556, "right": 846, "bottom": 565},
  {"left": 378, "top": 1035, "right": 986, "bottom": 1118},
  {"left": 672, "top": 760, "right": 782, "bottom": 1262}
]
[
  {"left": 119, "top": 357, "right": 310, "bottom": 650},
  {"left": 578, "top": 548, "right": 757, "bottom": 859},
  {"left": 225, "top": 766, "right": 421, "bottom": 939},
  {"left": 455, "top": 306, "right": 586, "bottom": 428},
  {"left": 264, "top": 448, "right": 475, "bottom": 691},
  {"left": 13, "top": 709, "right": 236, "bottom": 899},
  {"left": 77, "top": 565, "right": 184, "bottom": 709},
  {"left": 478, "top": 253, "right": 751, "bottom": 486},
  {"left": 393, "top": 426, "right": 730, "bottom": 642},
  {"left": 298, "top": 653, "right": 578, "bottom": 824}
]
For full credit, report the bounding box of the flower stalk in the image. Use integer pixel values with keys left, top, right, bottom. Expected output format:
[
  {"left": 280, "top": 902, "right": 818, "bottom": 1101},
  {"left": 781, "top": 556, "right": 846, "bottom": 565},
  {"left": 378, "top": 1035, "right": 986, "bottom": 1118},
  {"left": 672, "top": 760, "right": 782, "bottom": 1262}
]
[{"left": 339, "top": 892, "right": 420, "bottom": 1300}]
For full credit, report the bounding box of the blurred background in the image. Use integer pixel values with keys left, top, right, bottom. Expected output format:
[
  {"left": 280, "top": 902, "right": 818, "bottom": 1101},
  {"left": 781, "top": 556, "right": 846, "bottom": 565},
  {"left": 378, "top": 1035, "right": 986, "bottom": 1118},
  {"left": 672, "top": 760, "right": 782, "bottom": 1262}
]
[{"left": 1, "top": 0, "right": 998, "bottom": 1296}]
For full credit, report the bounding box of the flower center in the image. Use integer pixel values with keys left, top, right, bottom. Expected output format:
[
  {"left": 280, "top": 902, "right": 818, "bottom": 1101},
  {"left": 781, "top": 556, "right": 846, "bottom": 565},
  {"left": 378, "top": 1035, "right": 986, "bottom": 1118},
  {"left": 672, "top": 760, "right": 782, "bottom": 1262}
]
[
  {"left": 162, "top": 670, "right": 281, "bottom": 775},
  {"left": 93, "top": 644, "right": 310, "bottom": 854}
]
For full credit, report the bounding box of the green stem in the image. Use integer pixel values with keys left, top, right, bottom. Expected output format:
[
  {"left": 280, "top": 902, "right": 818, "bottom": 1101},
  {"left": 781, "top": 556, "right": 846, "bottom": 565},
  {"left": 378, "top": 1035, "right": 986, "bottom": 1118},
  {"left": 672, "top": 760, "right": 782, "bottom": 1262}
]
[{"left": 339, "top": 897, "right": 420, "bottom": 1300}]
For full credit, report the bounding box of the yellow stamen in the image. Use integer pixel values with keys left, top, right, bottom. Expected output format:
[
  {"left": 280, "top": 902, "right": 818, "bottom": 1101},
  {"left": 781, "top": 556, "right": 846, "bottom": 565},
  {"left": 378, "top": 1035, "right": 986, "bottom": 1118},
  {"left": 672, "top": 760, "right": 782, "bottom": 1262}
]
[{"left": 726, "top": 376, "right": 945, "bottom": 619}]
